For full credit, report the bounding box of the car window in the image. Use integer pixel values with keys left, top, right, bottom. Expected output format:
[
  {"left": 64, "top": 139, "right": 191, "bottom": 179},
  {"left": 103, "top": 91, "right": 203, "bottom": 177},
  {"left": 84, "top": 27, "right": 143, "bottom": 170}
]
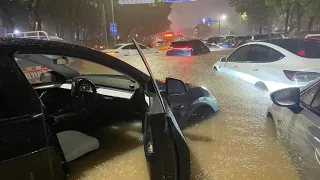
[
  {"left": 301, "top": 83, "right": 320, "bottom": 105},
  {"left": 0, "top": 55, "right": 50, "bottom": 161},
  {"left": 14, "top": 54, "right": 138, "bottom": 90},
  {"left": 311, "top": 91, "right": 320, "bottom": 111},
  {"left": 246, "top": 45, "right": 284, "bottom": 62},
  {"left": 109, "top": 45, "right": 122, "bottom": 49},
  {"left": 228, "top": 45, "right": 251, "bottom": 62},
  {"left": 122, "top": 44, "right": 136, "bottom": 49},
  {"left": 171, "top": 41, "right": 192, "bottom": 48}
]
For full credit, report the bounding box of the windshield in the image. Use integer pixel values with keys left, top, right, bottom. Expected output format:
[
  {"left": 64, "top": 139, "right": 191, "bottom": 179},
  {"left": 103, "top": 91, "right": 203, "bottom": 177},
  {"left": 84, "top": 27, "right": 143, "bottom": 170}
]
[{"left": 5, "top": 0, "right": 320, "bottom": 180}]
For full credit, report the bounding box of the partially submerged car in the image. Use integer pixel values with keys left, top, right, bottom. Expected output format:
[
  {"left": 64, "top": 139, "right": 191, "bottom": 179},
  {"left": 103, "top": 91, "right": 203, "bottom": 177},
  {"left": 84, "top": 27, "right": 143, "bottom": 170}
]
[
  {"left": 0, "top": 38, "right": 218, "bottom": 179},
  {"left": 267, "top": 78, "right": 320, "bottom": 179}
]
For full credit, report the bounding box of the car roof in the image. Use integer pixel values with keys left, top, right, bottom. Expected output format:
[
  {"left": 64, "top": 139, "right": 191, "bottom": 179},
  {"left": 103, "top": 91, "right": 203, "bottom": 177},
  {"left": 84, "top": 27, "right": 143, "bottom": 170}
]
[
  {"left": 173, "top": 38, "right": 197, "bottom": 42},
  {"left": 0, "top": 38, "right": 149, "bottom": 84}
]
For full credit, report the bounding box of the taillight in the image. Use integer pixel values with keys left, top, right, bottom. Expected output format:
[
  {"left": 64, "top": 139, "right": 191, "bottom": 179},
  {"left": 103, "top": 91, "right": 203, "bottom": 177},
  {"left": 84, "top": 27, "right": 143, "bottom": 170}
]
[
  {"left": 283, "top": 70, "right": 320, "bottom": 82},
  {"left": 299, "top": 50, "right": 306, "bottom": 56},
  {"left": 94, "top": 45, "right": 98, "bottom": 49}
]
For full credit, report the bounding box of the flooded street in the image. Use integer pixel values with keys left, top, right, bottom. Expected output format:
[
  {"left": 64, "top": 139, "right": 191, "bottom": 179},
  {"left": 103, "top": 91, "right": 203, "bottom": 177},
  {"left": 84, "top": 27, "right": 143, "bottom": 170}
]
[{"left": 70, "top": 51, "right": 300, "bottom": 180}]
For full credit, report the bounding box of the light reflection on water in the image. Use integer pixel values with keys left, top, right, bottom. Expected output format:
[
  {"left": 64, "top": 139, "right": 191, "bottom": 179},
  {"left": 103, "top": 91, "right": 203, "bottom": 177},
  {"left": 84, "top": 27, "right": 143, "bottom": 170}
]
[{"left": 69, "top": 51, "right": 300, "bottom": 180}]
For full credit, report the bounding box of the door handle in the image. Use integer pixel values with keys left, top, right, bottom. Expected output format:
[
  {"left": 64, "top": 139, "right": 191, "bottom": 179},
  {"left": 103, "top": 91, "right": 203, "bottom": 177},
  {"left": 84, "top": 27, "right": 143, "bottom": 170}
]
[
  {"left": 253, "top": 68, "right": 258, "bottom": 71},
  {"left": 233, "top": 65, "right": 238, "bottom": 68}
]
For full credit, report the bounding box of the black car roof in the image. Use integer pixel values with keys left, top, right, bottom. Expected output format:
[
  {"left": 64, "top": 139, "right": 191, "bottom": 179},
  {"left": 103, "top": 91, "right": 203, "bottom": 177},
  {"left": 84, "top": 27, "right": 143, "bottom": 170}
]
[
  {"left": 260, "top": 38, "right": 315, "bottom": 44},
  {"left": 0, "top": 38, "right": 150, "bottom": 85}
]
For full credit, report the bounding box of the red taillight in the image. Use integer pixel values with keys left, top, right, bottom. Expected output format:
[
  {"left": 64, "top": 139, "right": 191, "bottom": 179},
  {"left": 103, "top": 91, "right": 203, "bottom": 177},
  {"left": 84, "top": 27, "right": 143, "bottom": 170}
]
[
  {"left": 312, "top": 38, "right": 319, "bottom": 40},
  {"left": 299, "top": 50, "right": 305, "bottom": 56},
  {"left": 284, "top": 70, "right": 320, "bottom": 82},
  {"left": 170, "top": 46, "right": 193, "bottom": 51},
  {"left": 94, "top": 45, "right": 98, "bottom": 49}
]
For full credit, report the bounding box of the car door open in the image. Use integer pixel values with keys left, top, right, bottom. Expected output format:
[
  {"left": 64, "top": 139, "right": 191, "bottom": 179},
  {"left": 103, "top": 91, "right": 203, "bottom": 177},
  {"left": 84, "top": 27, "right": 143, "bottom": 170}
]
[{"left": 132, "top": 38, "right": 190, "bottom": 180}]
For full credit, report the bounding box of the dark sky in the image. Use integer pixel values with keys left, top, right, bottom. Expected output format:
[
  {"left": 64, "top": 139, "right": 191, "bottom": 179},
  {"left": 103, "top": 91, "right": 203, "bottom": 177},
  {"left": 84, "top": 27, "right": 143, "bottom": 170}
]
[{"left": 169, "top": 0, "right": 234, "bottom": 30}]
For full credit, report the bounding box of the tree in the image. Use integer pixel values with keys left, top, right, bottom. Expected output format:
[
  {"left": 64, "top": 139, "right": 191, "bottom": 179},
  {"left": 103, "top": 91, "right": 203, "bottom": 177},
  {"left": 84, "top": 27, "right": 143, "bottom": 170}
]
[
  {"left": 20, "top": 0, "right": 43, "bottom": 31},
  {"left": 114, "top": 2, "right": 172, "bottom": 41},
  {"left": 0, "top": 0, "right": 20, "bottom": 32},
  {"left": 227, "top": 0, "right": 275, "bottom": 34},
  {"left": 301, "top": 0, "right": 320, "bottom": 30}
]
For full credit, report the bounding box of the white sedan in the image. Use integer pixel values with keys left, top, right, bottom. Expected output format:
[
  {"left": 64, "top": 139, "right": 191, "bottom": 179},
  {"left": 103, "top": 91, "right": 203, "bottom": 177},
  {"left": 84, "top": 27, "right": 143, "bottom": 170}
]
[
  {"left": 213, "top": 39, "right": 320, "bottom": 92},
  {"left": 102, "top": 43, "right": 159, "bottom": 56}
]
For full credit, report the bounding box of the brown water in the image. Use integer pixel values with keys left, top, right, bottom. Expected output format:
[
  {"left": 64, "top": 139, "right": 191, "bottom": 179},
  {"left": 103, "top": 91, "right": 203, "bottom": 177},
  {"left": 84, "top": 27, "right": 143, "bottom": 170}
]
[{"left": 69, "top": 51, "right": 300, "bottom": 180}]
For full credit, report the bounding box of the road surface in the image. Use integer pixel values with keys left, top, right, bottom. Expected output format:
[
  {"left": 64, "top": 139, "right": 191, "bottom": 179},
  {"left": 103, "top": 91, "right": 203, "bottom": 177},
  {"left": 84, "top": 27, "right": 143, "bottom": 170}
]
[{"left": 69, "top": 50, "right": 300, "bottom": 180}]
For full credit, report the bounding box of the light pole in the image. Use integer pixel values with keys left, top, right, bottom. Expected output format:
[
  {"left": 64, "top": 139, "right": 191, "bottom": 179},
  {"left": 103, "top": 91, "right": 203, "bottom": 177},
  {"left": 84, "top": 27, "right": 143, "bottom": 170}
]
[
  {"left": 111, "top": 0, "right": 116, "bottom": 45},
  {"left": 219, "top": 14, "right": 227, "bottom": 35}
]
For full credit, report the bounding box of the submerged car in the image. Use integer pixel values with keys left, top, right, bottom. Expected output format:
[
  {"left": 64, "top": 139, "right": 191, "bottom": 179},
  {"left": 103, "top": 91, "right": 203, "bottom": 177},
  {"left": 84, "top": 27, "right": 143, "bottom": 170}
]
[
  {"left": 0, "top": 38, "right": 218, "bottom": 179},
  {"left": 166, "top": 39, "right": 210, "bottom": 56},
  {"left": 213, "top": 39, "right": 320, "bottom": 92},
  {"left": 267, "top": 78, "right": 320, "bottom": 179},
  {"left": 102, "top": 43, "right": 159, "bottom": 56}
]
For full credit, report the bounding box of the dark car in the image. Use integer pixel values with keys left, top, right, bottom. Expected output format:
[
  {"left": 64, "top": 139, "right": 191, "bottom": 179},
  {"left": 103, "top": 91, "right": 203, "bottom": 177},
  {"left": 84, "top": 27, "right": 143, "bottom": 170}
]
[
  {"left": 267, "top": 78, "right": 320, "bottom": 179},
  {"left": 0, "top": 38, "right": 219, "bottom": 179},
  {"left": 205, "top": 36, "right": 220, "bottom": 47},
  {"left": 166, "top": 39, "right": 210, "bottom": 56},
  {"left": 233, "top": 35, "right": 252, "bottom": 47}
]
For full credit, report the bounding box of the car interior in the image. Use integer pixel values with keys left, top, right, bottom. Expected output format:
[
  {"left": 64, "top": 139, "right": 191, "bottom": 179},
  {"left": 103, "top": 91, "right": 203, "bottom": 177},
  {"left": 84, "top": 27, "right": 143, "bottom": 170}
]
[{"left": 17, "top": 55, "right": 149, "bottom": 177}]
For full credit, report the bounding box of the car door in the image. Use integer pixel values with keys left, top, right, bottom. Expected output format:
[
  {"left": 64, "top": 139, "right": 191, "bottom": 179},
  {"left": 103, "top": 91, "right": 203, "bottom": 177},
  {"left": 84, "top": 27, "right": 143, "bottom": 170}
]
[
  {"left": 133, "top": 39, "right": 190, "bottom": 180},
  {"left": 282, "top": 83, "right": 320, "bottom": 179},
  {"left": 246, "top": 45, "right": 285, "bottom": 86},
  {"left": 222, "top": 45, "right": 251, "bottom": 80},
  {"left": 0, "top": 53, "right": 66, "bottom": 179}
]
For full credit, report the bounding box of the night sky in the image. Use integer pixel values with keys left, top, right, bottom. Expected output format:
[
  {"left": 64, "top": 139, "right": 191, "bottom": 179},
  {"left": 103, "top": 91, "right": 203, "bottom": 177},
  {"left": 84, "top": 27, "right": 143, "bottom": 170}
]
[{"left": 169, "top": 0, "right": 234, "bottom": 30}]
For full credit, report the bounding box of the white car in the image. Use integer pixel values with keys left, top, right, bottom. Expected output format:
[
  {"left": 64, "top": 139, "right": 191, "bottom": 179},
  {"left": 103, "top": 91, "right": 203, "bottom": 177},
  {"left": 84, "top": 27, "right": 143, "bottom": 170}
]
[
  {"left": 305, "top": 34, "right": 320, "bottom": 40},
  {"left": 102, "top": 43, "right": 159, "bottom": 56},
  {"left": 267, "top": 79, "right": 320, "bottom": 179},
  {"left": 213, "top": 39, "right": 320, "bottom": 92}
]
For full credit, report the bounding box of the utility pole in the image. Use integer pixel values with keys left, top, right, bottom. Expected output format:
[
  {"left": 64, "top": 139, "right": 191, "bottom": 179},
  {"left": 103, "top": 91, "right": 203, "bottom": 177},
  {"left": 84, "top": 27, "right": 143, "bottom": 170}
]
[
  {"left": 111, "top": 0, "right": 116, "bottom": 45},
  {"left": 219, "top": 21, "right": 221, "bottom": 36},
  {"left": 101, "top": 2, "right": 108, "bottom": 48}
]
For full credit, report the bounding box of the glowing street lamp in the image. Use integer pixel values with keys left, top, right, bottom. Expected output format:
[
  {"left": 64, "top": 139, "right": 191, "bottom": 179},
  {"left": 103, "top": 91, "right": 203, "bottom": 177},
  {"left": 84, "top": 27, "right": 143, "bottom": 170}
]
[
  {"left": 218, "top": 14, "right": 227, "bottom": 35},
  {"left": 221, "top": 14, "right": 227, "bottom": 21}
]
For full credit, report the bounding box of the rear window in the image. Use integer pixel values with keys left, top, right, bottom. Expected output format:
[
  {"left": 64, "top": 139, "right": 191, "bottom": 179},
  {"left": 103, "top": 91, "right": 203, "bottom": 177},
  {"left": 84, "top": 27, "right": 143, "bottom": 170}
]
[
  {"left": 109, "top": 45, "right": 122, "bottom": 49},
  {"left": 171, "top": 41, "right": 192, "bottom": 48},
  {"left": 272, "top": 40, "right": 320, "bottom": 58},
  {"left": 254, "top": 34, "right": 282, "bottom": 40}
]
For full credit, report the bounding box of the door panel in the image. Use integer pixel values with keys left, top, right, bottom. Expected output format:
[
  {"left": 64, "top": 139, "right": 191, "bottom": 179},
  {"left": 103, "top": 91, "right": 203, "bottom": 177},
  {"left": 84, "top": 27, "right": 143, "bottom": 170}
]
[
  {"left": 289, "top": 109, "right": 320, "bottom": 179},
  {"left": 225, "top": 45, "right": 251, "bottom": 83},
  {"left": 0, "top": 54, "right": 66, "bottom": 179},
  {"left": 145, "top": 93, "right": 190, "bottom": 180}
]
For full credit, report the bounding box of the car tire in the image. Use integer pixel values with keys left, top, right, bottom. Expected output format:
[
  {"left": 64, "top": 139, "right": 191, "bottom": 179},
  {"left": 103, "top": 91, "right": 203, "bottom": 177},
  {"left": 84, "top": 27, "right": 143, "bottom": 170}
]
[
  {"left": 188, "top": 105, "right": 215, "bottom": 125},
  {"left": 254, "top": 82, "right": 268, "bottom": 91},
  {"left": 213, "top": 66, "right": 218, "bottom": 72},
  {"left": 266, "top": 112, "right": 279, "bottom": 139}
]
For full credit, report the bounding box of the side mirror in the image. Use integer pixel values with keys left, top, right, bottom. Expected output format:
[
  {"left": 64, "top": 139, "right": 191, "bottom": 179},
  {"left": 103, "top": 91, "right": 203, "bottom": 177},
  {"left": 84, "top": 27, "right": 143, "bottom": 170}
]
[
  {"left": 166, "top": 78, "right": 188, "bottom": 95},
  {"left": 220, "top": 56, "right": 227, "bottom": 62},
  {"left": 270, "top": 87, "right": 300, "bottom": 107}
]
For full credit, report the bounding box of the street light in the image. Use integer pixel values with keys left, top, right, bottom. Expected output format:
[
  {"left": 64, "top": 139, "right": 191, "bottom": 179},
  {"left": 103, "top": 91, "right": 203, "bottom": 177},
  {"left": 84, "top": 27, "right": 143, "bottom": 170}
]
[
  {"left": 221, "top": 14, "right": 227, "bottom": 21},
  {"left": 219, "top": 14, "right": 227, "bottom": 36}
]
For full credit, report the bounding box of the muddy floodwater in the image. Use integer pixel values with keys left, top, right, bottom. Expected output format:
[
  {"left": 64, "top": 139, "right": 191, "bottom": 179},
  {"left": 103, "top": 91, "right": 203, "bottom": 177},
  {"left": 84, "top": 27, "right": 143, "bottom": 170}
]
[{"left": 69, "top": 51, "right": 300, "bottom": 180}]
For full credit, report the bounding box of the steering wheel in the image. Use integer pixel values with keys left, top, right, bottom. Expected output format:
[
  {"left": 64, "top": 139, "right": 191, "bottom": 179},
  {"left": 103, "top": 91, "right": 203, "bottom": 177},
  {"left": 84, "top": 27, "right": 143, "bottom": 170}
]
[{"left": 71, "top": 78, "right": 97, "bottom": 116}]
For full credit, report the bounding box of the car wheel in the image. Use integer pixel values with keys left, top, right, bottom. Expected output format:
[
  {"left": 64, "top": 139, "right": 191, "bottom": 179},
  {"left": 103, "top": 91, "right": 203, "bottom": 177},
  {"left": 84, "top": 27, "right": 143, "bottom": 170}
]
[
  {"left": 254, "top": 82, "right": 268, "bottom": 91},
  {"left": 188, "top": 105, "right": 215, "bottom": 125},
  {"left": 266, "top": 112, "right": 279, "bottom": 139},
  {"left": 213, "top": 66, "right": 218, "bottom": 72}
]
